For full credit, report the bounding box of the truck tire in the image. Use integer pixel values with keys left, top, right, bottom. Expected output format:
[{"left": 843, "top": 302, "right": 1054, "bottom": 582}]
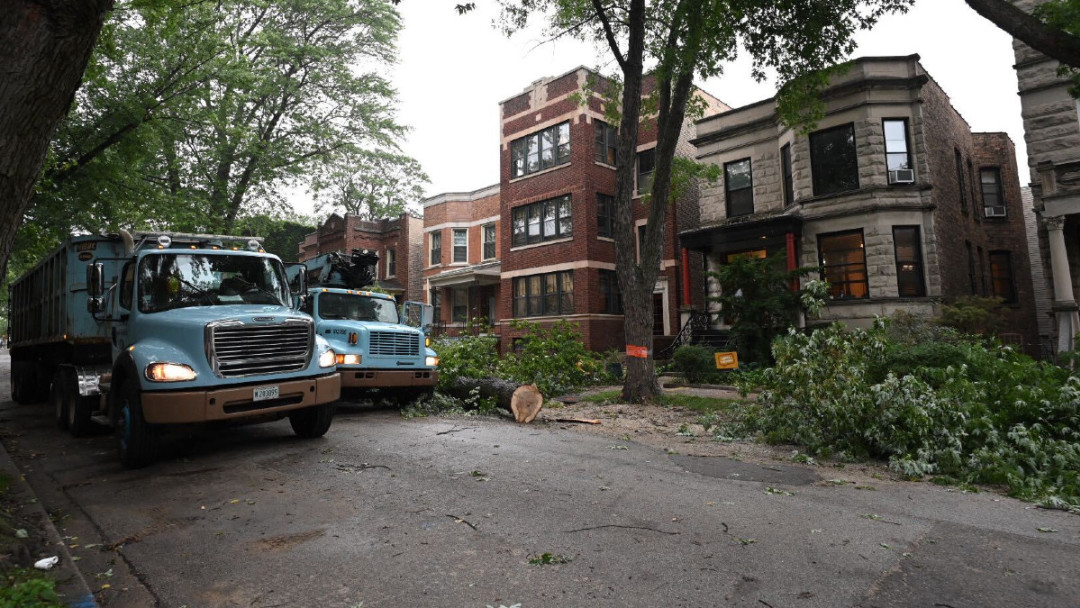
[
  {"left": 52, "top": 370, "right": 70, "bottom": 430},
  {"left": 116, "top": 380, "right": 156, "bottom": 469},
  {"left": 66, "top": 378, "right": 94, "bottom": 438},
  {"left": 289, "top": 402, "right": 335, "bottom": 438}
]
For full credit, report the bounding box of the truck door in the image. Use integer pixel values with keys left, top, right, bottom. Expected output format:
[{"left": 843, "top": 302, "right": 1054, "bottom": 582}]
[{"left": 110, "top": 262, "right": 135, "bottom": 357}]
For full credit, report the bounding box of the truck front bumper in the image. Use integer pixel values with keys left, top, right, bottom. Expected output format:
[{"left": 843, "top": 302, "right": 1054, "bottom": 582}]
[
  {"left": 340, "top": 368, "right": 438, "bottom": 389},
  {"left": 140, "top": 373, "right": 341, "bottom": 424}
]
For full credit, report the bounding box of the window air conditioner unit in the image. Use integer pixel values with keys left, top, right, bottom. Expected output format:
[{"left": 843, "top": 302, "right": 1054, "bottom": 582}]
[
  {"left": 985, "top": 206, "right": 1007, "bottom": 218},
  {"left": 889, "top": 169, "right": 915, "bottom": 184}
]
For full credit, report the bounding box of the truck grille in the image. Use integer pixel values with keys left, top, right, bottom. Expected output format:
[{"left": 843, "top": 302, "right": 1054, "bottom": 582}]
[
  {"left": 369, "top": 331, "right": 420, "bottom": 357},
  {"left": 208, "top": 320, "right": 313, "bottom": 377}
]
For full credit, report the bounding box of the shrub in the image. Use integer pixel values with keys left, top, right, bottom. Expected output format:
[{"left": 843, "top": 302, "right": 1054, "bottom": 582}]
[
  {"left": 497, "top": 319, "right": 603, "bottom": 396},
  {"left": 723, "top": 320, "right": 1080, "bottom": 510},
  {"left": 433, "top": 331, "right": 500, "bottom": 392},
  {"left": 671, "top": 344, "right": 718, "bottom": 384},
  {"left": 940, "top": 295, "right": 1007, "bottom": 336}
]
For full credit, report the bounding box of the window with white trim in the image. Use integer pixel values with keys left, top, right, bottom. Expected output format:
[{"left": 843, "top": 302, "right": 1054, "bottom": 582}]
[{"left": 452, "top": 228, "right": 467, "bottom": 263}]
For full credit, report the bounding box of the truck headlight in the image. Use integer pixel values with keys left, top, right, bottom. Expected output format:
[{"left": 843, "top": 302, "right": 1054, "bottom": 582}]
[
  {"left": 319, "top": 349, "right": 336, "bottom": 368},
  {"left": 425, "top": 356, "right": 439, "bottom": 367},
  {"left": 145, "top": 362, "right": 197, "bottom": 382},
  {"left": 335, "top": 354, "right": 361, "bottom": 365}
]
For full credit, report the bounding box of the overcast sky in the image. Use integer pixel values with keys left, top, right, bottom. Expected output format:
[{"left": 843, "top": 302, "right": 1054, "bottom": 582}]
[{"left": 380, "top": 0, "right": 1025, "bottom": 205}]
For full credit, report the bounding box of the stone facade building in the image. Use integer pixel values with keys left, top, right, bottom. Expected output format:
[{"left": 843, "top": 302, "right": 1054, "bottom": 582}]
[
  {"left": 683, "top": 55, "right": 1040, "bottom": 353},
  {"left": 1012, "top": 0, "right": 1080, "bottom": 354},
  {"left": 298, "top": 212, "right": 424, "bottom": 302}
]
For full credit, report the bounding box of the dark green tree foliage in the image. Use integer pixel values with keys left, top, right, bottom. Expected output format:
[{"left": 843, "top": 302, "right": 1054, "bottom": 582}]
[
  {"left": 36, "top": 0, "right": 416, "bottom": 236},
  {"left": 710, "top": 253, "right": 815, "bottom": 365},
  {"left": 234, "top": 215, "right": 316, "bottom": 263}
]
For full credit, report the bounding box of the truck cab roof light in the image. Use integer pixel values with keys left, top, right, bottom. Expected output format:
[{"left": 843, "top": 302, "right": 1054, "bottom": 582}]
[
  {"left": 157, "top": 235, "right": 172, "bottom": 248},
  {"left": 247, "top": 239, "right": 260, "bottom": 251}
]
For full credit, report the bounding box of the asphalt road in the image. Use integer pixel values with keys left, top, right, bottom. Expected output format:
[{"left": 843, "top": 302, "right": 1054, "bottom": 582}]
[{"left": 2, "top": 350, "right": 1079, "bottom": 608}]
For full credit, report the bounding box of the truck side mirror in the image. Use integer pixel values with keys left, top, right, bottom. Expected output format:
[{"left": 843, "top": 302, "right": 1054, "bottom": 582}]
[
  {"left": 86, "top": 263, "right": 104, "bottom": 313},
  {"left": 402, "top": 301, "right": 432, "bottom": 330},
  {"left": 284, "top": 263, "right": 308, "bottom": 310}
]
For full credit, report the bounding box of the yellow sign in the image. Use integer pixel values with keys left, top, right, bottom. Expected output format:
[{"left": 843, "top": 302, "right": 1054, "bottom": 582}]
[{"left": 715, "top": 352, "right": 739, "bottom": 370}]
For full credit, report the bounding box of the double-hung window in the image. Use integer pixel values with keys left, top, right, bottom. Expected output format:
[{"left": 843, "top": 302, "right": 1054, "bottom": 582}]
[
  {"left": 981, "top": 168, "right": 1006, "bottom": 217},
  {"left": 636, "top": 148, "right": 656, "bottom": 196},
  {"left": 511, "top": 195, "right": 572, "bottom": 247},
  {"left": 780, "top": 144, "right": 794, "bottom": 206},
  {"left": 386, "top": 248, "right": 396, "bottom": 277},
  {"left": 512, "top": 271, "right": 573, "bottom": 318},
  {"left": 989, "top": 251, "right": 1016, "bottom": 303},
  {"left": 818, "top": 230, "right": 869, "bottom": 299},
  {"left": 809, "top": 123, "right": 859, "bottom": 196},
  {"left": 956, "top": 150, "right": 968, "bottom": 215},
  {"left": 884, "top": 119, "right": 913, "bottom": 183},
  {"left": 892, "top": 226, "right": 925, "bottom": 297},
  {"left": 510, "top": 122, "right": 571, "bottom": 178},
  {"left": 594, "top": 120, "right": 618, "bottom": 165},
  {"left": 599, "top": 269, "right": 622, "bottom": 314},
  {"left": 483, "top": 224, "right": 496, "bottom": 260},
  {"left": 724, "top": 158, "right": 754, "bottom": 217},
  {"left": 453, "top": 228, "right": 467, "bottom": 263},
  {"left": 429, "top": 231, "right": 441, "bottom": 266},
  {"left": 597, "top": 193, "right": 615, "bottom": 238}
]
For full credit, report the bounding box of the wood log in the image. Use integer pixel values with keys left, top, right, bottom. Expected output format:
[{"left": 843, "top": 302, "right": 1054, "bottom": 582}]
[{"left": 446, "top": 377, "right": 544, "bottom": 423}]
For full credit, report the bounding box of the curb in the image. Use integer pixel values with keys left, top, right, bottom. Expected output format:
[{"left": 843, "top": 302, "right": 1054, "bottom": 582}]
[{"left": 0, "top": 436, "right": 99, "bottom": 608}]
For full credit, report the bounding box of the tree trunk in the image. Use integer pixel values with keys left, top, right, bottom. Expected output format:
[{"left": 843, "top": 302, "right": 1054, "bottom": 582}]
[
  {"left": 610, "top": 0, "right": 656, "bottom": 403},
  {"left": 964, "top": 0, "right": 1080, "bottom": 68},
  {"left": 0, "top": 0, "right": 113, "bottom": 283},
  {"left": 445, "top": 377, "right": 544, "bottom": 423}
]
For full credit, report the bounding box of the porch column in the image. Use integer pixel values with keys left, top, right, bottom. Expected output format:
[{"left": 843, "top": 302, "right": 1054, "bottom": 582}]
[
  {"left": 1046, "top": 216, "right": 1079, "bottom": 352},
  {"left": 785, "top": 232, "right": 798, "bottom": 290}
]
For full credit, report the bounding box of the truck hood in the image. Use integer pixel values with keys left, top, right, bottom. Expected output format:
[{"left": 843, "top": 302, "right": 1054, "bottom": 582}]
[{"left": 137, "top": 305, "right": 305, "bottom": 334}]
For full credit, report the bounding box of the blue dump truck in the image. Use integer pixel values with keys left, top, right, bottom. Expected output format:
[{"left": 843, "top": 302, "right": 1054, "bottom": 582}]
[
  {"left": 289, "top": 250, "right": 438, "bottom": 403},
  {"left": 7, "top": 231, "right": 341, "bottom": 467}
]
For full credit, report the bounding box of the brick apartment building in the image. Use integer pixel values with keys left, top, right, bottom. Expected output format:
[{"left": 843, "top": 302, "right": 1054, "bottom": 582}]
[
  {"left": 683, "top": 55, "right": 1040, "bottom": 354},
  {"left": 420, "top": 185, "right": 502, "bottom": 332},
  {"left": 420, "top": 67, "right": 729, "bottom": 353},
  {"left": 1012, "top": 0, "right": 1080, "bottom": 355},
  {"left": 298, "top": 212, "right": 424, "bottom": 302}
]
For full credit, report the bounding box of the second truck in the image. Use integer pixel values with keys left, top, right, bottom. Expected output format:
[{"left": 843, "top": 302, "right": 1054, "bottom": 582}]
[{"left": 290, "top": 249, "right": 438, "bottom": 403}]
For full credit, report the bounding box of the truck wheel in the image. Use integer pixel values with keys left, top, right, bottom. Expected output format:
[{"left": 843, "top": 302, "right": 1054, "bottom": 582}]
[
  {"left": 289, "top": 403, "right": 335, "bottom": 438},
  {"left": 52, "top": 370, "right": 70, "bottom": 430},
  {"left": 67, "top": 387, "right": 94, "bottom": 439},
  {"left": 116, "top": 380, "right": 156, "bottom": 469}
]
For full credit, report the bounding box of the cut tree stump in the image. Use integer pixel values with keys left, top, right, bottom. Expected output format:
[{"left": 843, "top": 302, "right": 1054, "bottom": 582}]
[{"left": 446, "top": 377, "right": 544, "bottom": 423}]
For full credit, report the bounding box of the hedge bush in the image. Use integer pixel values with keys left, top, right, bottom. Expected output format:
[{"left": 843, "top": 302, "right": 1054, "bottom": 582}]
[{"left": 725, "top": 320, "right": 1080, "bottom": 510}]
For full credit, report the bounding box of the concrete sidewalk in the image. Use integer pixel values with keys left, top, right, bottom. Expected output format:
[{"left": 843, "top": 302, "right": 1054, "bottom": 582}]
[{"left": 1, "top": 350, "right": 98, "bottom": 607}]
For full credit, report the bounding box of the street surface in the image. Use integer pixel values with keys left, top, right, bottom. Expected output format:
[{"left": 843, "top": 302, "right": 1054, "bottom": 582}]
[{"left": 2, "top": 350, "right": 1079, "bottom": 607}]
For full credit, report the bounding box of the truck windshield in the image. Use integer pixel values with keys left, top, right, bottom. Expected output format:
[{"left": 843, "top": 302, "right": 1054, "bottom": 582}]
[
  {"left": 138, "top": 253, "right": 289, "bottom": 313},
  {"left": 318, "top": 293, "right": 399, "bottom": 324}
]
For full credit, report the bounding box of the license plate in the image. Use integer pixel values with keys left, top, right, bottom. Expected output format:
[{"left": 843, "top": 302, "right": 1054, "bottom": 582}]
[{"left": 253, "top": 385, "right": 279, "bottom": 401}]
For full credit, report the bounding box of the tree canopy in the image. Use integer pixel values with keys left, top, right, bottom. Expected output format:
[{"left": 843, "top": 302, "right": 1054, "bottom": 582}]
[{"left": 35, "top": 0, "right": 418, "bottom": 237}]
